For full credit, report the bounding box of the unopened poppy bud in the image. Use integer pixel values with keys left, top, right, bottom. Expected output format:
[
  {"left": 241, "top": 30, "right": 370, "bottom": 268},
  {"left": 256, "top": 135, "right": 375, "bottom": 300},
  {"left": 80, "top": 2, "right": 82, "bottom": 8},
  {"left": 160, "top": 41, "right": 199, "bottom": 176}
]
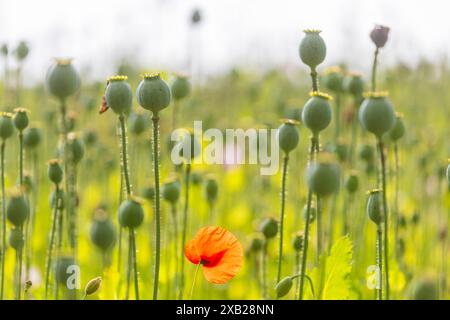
[
  {"left": 334, "top": 142, "right": 349, "bottom": 163},
  {"left": 388, "top": 113, "right": 405, "bottom": 142},
  {"left": 278, "top": 120, "right": 300, "bottom": 154},
  {"left": 299, "top": 30, "right": 326, "bottom": 69},
  {"left": 13, "top": 108, "right": 29, "bottom": 131},
  {"left": 9, "top": 227, "right": 24, "bottom": 251},
  {"left": 191, "top": 9, "right": 202, "bottom": 25},
  {"left": 23, "top": 126, "right": 42, "bottom": 149},
  {"left": 136, "top": 73, "right": 171, "bottom": 114},
  {"left": 190, "top": 172, "right": 203, "bottom": 186},
  {"left": 171, "top": 75, "right": 191, "bottom": 101},
  {"left": 249, "top": 235, "right": 264, "bottom": 253},
  {"left": 84, "top": 277, "right": 102, "bottom": 297},
  {"left": 260, "top": 217, "right": 278, "bottom": 239},
  {"left": 48, "top": 159, "right": 63, "bottom": 184},
  {"left": 275, "top": 276, "right": 293, "bottom": 298},
  {"left": 322, "top": 66, "right": 344, "bottom": 93},
  {"left": 204, "top": 178, "right": 218, "bottom": 204},
  {"left": 0, "top": 113, "right": 14, "bottom": 140},
  {"left": 302, "top": 92, "right": 332, "bottom": 134},
  {"left": 370, "top": 25, "right": 390, "bottom": 49},
  {"left": 344, "top": 73, "right": 365, "bottom": 98},
  {"left": 105, "top": 76, "right": 133, "bottom": 116},
  {"left": 46, "top": 59, "right": 80, "bottom": 101},
  {"left": 90, "top": 210, "right": 116, "bottom": 251},
  {"left": 345, "top": 172, "right": 359, "bottom": 194},
  {"left": 366, "top": 189, "right": 383, "bottom": 225},
  {"left": 292, "top": 233, "right": 304, "bottom": 252},
  {"left": 128, "top": 112, "right": 149, "bottom": 136},
  {"left": 359, "top": 92, "right": 396, "bottom": 137},
  {"left": 162, "top": 179, "right": 181, "bottom": 204},
  {"left": 306, "top": 153, "right": 341, "bottom": 197},
  {"left": 15, "top": 41, "right": 29, "bottom": 61},
  {"left": 359, "top": 144, "right": 375, "bottom": 162},
  {"left": 119, "top": 198, "right": 144, "bottom": 229},
  {"left": 66, "top": 133, "right": 85, "bottom": 165},
  {"left": 7, "top": 190, "right": 29, "bottom": 227}
]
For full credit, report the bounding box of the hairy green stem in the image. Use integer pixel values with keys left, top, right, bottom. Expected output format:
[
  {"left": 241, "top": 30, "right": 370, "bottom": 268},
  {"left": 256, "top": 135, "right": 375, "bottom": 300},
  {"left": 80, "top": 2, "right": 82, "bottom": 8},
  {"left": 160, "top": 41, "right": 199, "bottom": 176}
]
[
  {"left": 310, "top": 68, "right": 319, "bottom": 92},
  {"left": 45, "top": 184, "right": 60, "bottom": 299},
  {"left": 262, "top": 239, "right": 268, "bottom": 299},
  {"left": 151, "top": 114, "right": 161, "bottom": 300},
  {"left": 0, "top": 141, "right": 6, "bottom": 300},
  {"left": 119, "top": 115, "right": 132, "bottom": 196},
  {"left": 276, "top": 155, "right": 289, "bottom": 283},
  {"left": 125, "top": 229, "right": 132, "bottom": 300},
  {"left": 131, "top": 229, "right": 139, "bottom": 300},
  {"left": 171, "top": 204, "right": 179, "bottom": 297},
  {"left": 376, "top": 226, "right": 383, "bottom": 300},
  {"left": 15, "top": 226, "right": 24, "bottom": 300},
  {"left": 179, "top": 163, "right": 191, "bottom": 299},
  {"left": 393, "top": 143, "right": 400, "bottom": 260}
]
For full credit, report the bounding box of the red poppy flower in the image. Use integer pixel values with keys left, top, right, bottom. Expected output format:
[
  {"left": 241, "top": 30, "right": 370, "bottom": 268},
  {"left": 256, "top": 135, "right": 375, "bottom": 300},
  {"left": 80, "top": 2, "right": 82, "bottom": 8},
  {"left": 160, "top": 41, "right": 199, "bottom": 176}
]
[{"left": 184, "top": 226, "right": 243, "bottom": 284}]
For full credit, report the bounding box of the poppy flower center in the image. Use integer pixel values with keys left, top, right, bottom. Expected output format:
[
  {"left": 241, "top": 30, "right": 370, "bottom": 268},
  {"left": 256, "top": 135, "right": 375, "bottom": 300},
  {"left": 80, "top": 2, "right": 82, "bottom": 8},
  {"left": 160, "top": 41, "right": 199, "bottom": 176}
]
[{"left": 200, "top": 249, "right": 227, "bottom": 268}]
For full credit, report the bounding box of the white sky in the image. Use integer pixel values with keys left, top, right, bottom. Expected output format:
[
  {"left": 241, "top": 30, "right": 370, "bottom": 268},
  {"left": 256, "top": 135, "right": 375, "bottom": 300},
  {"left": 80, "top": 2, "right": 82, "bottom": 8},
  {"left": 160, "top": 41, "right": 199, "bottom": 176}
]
[{"left": 1, "top": 0, "right": 450, "bottom": 84}]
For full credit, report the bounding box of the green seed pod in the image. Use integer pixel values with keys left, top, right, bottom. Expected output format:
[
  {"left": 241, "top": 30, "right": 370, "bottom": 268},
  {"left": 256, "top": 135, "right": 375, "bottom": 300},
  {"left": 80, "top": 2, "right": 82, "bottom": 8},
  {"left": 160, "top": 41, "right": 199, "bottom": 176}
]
[
  {"left": 84, "top": 277, "right": 102, "bottom": 296},
  {"left": 171, "top": 75, "right": 191, "bottom": 101},
  {"left": 299, "top": 30, "right": 326, "bottom": 69},
  {"left": 0, "top": 43, "right": 7, "bottom": 56},
  {"left": 334, "top": 142, "right": 349, "bottom": 163},
  {"left": 407, "top": 279, "right": 438, "bottom": 300},
  {"left": 359, "top": 144, "right": 375, "bottom": 162},
  {"left": 136, "top": 73, "right": 171, "bottom": 114},
  {"left": 278, "top": 120, "right": 300, "bottom": 154},
  {"left": 275, "top": 276, "right": 293, "bottom": 298},
  {"left": 191, "top": 9, "right": 202, "bottom": 25},
  {"left": 162, "top": 179, "right": 181, "bottom": 204},
  {"left": 7, "top": 191, "right": 29, "bottom": 227},
  {"left": 105, "top": 76, "right": 133, "bottom": 115},
  {"left": 0, "top": 113, "right": 15, "bottom": 140},
  {"left": 344, "top": 73, "right": 365, "bottom": 98},
  {"left": 292, "top": 233, "right": 304, "bottom": 252},
  {"left": 9, "top": 227, "right": 24, "bottom": 251},
  {"left": 306, "top": 153, "right": 341, "bottom": 197},
  {"left": 359, "top": 93, "right": 396, "bottom": 137},
  {"left": 260, "top": 217, "right": 278, "bottom": 239},
  {"left": 66, "top": 133, "right": 85, "bottom": 165},
  {"left": 49, "top": 190, "right": 65, "bottom": 210},
  {"left": 48, "top": 159, "right": 63, "bottom": 184},
  {"left": 142, "top": 186, "right": 155, "bottom": 202},
  {"left": 366, "top": 189, "right": 383, "bottom": 225},
  {"left": 302, "top": 92, "right": 332, "bottom": 134},
  {"left": 90, "top": 210, "right": 116, "bottom": 251},
  {"left": 322, "top": 66, "right": 344, "bottom": 93},
  {"left": 345, "top": 172, "right": 359, "bottom": 194},
  {"left": 302, "top": 203, "right": 316, "bottom": 223},
  {"left": 46, "top": 59, "right": 80, "bottom": 101},
  {"left": 204, "top": 178, "right": 219, "bottom": 203},
  {"left": 118, "top": 199, "right": 144, "bottom": 229},
  {"left": 128, "top": 112, "right": 148, "bottom": 136},
  {"left": 13, "top": 108, "right": 29, "bottom": 131},
  {"left": 388, "top": 113, "right": 405, "bottom": 142},
  {"left": 15, "top": 41, "right": 29, "bottom": 61},
  {"left": 249, "top": 235, "right": 264, "bottom": 253},
  {"left": 55, "top": 256, "right": 76, "bottom": 285},
  {"left": 370, "top": 25, "right": 390, "bottom": 49},
  {"left": 83, "top": 130, "right": 98, "bottom": 147},
  {"left": 23, "top": 126, "right": 42, "bottom": 149},
  {"left": 190, "top": 172, "right": 203, "bottom": 186}
]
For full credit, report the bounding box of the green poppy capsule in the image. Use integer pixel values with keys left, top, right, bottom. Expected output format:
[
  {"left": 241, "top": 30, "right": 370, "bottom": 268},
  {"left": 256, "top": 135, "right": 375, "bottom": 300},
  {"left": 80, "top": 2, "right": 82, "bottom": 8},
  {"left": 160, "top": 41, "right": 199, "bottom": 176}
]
[
  {"left": 249, "top": 236, "right": 264, "bottom": 253},
  {"left": 275, "top": 276, "right": 293, "bottom": 298},
  {"left": 83, "top": 130, "right": 98, "bottom": 147},
  {"left": 128, "top": 112, "right": 148, "bottom": 136},
  {"left": 142, "top": 186, "right": 155, "bottom": 202},
  {"left": 13, "top": 108, "right": 29, "bottom": 131},
  {"left": 284, "top": 107, "right": 302, "bottom": 122},
  {"left": 190, "top": 172, "right": 203, "bottom": 186},
  {"left": 370, "top": 25, "right": 390, "bottom": 49},
  {"left": 322, "top": 66, "right": 344, "bottom": 93},
  {"left": 66, "top": 133, "right": 85, "bottom": 165},
  {"left": 90, "top": 210, "right": 116, "bottom": 251},
  {"left": 334, "top": 142, "right": 349, "bottom": 163},
  {"left": 118, "top": 199, "right": 144, "bottom": 229},
  {"left": 388, "top": 113, "right": 405, "bottom": 142},
  {"left": 345, "top": 172, "right": 359, "bottom": 194},
  {"left": 306, "top": 153, "right": 341, "bottom": 197},
  {"left": 105, "top": 76, "right": 133, "bottom": 115},
  {"left": 15, "top": 41, "right": 29, "bottom": 61},
  {"left": 260, "top": 217, "right": 278, "bottom": 239},
  {"left": 136, "top": 73, "right": 171, "bottom": 114},
  {"left": 162, "top": 179, "right": 181, "bottom": 204},
  {"left": 171, "top": 75, "right": 191, "bottom": 101},
  {"left": 366, "top": 189, "right": 383, "bottom": 225},
  {"left": 278, "top": 120, "right": 300, "bottom": 154},
  {"left": 407, "top": 279, "right": 438, "bottom": 300},
  {"left": 299, "top": 30, "right": 326, "bottom": 69},
  {"left": 359, "top": 144, "right": 375, "bottom": 162},
  {"left": 0, "top": 113, "right": 14, "bottom": 140},
  {"left": 292, "top": 233, "right": 304, "bottom": 252},
  {"left": 7, "top": 191, "right": 29, "bottom": 227},
  {"left": 204, "top": 178, "right": 219, "bottom": 204},
  {"left": 359, "top": 92, "right": 396, "bottom": 137},
  {"left": 344, "top": 73, "right": 365, "bottom": 98},
  {"left": 23, "top": 126, "right": 42, "bottom": 149},
  {"left": 48, "top": 159, "right": 63, "bottom": 184},
  {"left": 46, "top": 59, "right": 80, "bottom": 101},
  {"left": 302, "top": 92, "right": 332, "bottom": 134},
  {"left": 55, "top": 256, "right": 76, "bottom": 285}
]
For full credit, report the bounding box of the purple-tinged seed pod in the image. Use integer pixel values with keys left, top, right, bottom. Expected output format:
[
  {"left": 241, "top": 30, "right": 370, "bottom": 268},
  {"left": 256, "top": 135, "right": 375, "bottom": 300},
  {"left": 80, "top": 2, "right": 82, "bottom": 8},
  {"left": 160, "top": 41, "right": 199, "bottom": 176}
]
[{"left": 370, "top": 25, "right": 390, "bottom": 49}]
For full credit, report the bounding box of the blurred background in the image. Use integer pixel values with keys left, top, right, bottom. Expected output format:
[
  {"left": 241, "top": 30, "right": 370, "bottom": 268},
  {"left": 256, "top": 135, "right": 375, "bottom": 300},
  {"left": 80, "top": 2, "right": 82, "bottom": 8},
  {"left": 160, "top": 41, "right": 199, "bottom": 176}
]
[{"left": 1, "top": 0, "right": 450, "bottom": 84}]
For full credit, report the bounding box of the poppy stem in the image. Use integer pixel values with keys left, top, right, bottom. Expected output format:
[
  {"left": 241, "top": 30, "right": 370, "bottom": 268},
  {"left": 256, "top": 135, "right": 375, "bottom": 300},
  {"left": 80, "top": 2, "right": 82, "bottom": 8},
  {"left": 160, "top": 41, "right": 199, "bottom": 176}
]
[
  {"left": 179, "top": 163, "right": 191, "bottom": 299},
  {"left": 371, "top": 48, "right": 379, "bottom": 92},
  {"left": 0, "top": 140, "right": 6, "bottom": 300},
  {"left": 151, "top": 114, "right": 161, "bottom": 300},
  {"left": 45, "top": 183, "right": 60, "bottom": 299},
  {"left": 189, "top": 263, "right": 201, "bottom": 300},
  {"left": 276, "top": 154, "right": 289, "bottom": 283}
]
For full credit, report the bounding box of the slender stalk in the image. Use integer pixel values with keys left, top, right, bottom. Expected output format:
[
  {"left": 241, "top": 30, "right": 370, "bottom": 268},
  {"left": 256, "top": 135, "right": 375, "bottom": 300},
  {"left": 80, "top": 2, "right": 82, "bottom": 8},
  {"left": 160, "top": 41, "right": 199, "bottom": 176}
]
[
  {"left": 334, "top": 93, "right": 341, "bottom": 142},
  {"left": 19, "top": 131, "right": 24, "bottom": 185},
  {"left": 310, "top": 68, "right": 319, "bottom": 92},
  {"left": 171, "top": 203, "right": 179, "bottom": 296},
  {"left": 371, "top": 48, "right": 379, "bottom": 92},
  {"left": 189, "top": 263, "right": 201, "bottom": 300},
  {"left": 151, "top": 114, "right": 162, "bottom": 300},
  {"left": 376, "top": 225, "right": 383, "bottom": 300},
  {"left": 276, "top": 155, "right": 289, "bottom": 283},
  {"left": 125, "top": 229, "right": 132, "bottom": 300},
  {"left": 45, "top": 184, "right": 60, "bottom": 299},
  {"left": 294, "top": 250, "right": 301, "bottom": 299},
  {"left": 119, "top": 115, "right": 132, "bottom": 196},
  {"left": 261, "top": 239, "right": 268, "bottom": 299},
  {"left": 131, "top": 229, "right": 139, "bottom": 300},
  {"left": 349, "top": 98, "right": 360, "bottom": 167},
  {"left": 377, "top": 139, "right": 390, "bottom": 299},
  {"left": 25, "top": 151, "right": 39, "bottom": 278},
  {"left": 314, "top": 136, "right": 322, "bottom": 261},
  {"left": 15, "top": 226, "right": 23, "bottom": 300},
  {"left": 299, "top": 135, "right": 317, "bottom": 300},
  {"left": 0, "top": 141, "right": 6, "bottom": 299},
  {"left": 393, "top": 143, "right": 400, "bottom": 259},
  {"left": 179, "top": 163, "right": 191, "bottom": 299}
]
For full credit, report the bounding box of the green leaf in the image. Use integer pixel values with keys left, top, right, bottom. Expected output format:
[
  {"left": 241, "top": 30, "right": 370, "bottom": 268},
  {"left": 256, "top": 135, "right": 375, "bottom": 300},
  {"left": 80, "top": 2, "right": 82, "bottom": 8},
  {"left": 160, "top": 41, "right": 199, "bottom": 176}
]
[{"left": 309, "top": 235, "right": 354, "bottom": 300}]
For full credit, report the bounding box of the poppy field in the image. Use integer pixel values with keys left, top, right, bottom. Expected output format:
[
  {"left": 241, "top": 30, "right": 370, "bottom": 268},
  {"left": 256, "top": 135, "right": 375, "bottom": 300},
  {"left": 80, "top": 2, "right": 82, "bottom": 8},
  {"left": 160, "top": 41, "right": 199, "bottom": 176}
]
[{"left": 0, "top": 12, "right": 450, "bottom": 302}]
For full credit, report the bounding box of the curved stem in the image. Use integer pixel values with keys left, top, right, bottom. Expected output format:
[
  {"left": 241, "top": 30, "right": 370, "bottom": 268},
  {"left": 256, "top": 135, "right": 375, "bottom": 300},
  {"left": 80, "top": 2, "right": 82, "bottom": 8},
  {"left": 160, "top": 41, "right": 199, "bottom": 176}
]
[
  {"left": 376, "top": 225, "right": 383, "bottom": 300},
  {"left": 179, "top": 163, "right": 191, "bottom": 299},
  {"left": 371, "top": 48, "right": 379, "bottom": 92},
  {"left": 276, "top": 155, "right": 289, "bottom": 283},
  {"left": 45, "top": 184, "right": 60, "bottom": 299},
  {"left": 151, "top": 114, "right": 161, "bottom": 300},
  {"left": 377, "top": 139, "right": 390, "bottom": 299},
  {"left": 189, "top": 263, "right": 201, "bottom": 300},
  {"left": 0, "top": 141, "right": 6, "bottom": 300}
]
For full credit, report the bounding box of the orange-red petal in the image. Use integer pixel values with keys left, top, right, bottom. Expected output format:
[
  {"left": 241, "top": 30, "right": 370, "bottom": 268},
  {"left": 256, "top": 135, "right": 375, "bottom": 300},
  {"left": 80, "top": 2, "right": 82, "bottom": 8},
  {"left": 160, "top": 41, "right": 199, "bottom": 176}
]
[{"left": 184, "top": 226, "right": 243, "bottom": 284}]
